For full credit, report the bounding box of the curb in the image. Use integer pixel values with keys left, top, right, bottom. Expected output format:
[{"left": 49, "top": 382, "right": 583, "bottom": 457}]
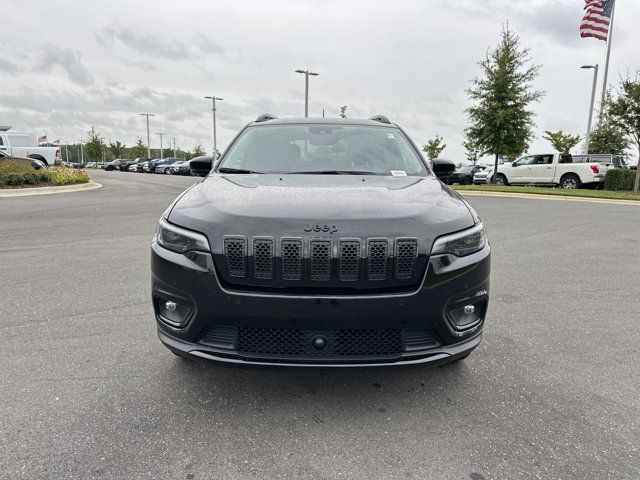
[
  {"left": 0, "top": 180, "right": 103, "bottom": 198},
  {"left": 457, "top": 190, "right": 640, "bottom": 206}
]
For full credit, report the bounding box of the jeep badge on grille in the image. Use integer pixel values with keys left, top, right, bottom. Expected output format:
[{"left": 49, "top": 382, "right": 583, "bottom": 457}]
[{"left": 304, "top": 224, "right": 338, "bottom": 234}]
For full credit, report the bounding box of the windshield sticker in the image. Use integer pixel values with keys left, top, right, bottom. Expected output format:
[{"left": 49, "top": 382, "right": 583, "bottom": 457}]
[{"left": 391, "top": 170, "right": 407, "bottom": 176}]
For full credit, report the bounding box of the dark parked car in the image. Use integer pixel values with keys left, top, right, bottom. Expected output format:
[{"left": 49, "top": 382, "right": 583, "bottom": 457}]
[
  {"left": 105, "top": 159, "right": 125, "bottom": 171},
  {"left": 445, "top": 165, "right": 486, "bottom": 185},
  {"left": 151, "top": 115, "right": 491, "bottom": 367},
  {"left": 0, "top": 151, "right": 46, "bottom": 169},
  {"left": 168, "top": 160, "right": 191, "bottom": 175}
]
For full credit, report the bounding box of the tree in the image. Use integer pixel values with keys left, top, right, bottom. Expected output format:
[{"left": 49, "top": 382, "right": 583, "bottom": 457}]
[
  {"left": 466, "top": 25, "right": 544, "bottom": 183},
  {"left": 108, "top": 140, "right": 126, "bottom": 159},
  {"left": 186, "top": 145, "right": 206, "bottom": 160},
  {"left": 463, "top": 137, "right": 487, "bottom": 165},
  {"left": 340, "top": 106, "right": 348, "bottom": 118},
  {"left": 542, "top": 130, "right": 581, "bottom": 154},
  {"left": 608, "top": 72, "right": 640, "bottom": 192},
  {"left": 422, "top": 135, "right": 446, "bottom": 159},
  {"left": 84, "top": 127, "right": 105, "bottom": 162},
  {"left": 588, "top": 123, "right": 629, "bottom": 155},
  {"left": 130, "top": 138, "right": 147, "bottom": 159}
]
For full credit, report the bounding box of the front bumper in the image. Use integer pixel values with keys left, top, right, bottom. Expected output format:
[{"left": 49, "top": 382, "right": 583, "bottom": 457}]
[{"left": 151, "top": 241, "right": 490, "bottom": 367}]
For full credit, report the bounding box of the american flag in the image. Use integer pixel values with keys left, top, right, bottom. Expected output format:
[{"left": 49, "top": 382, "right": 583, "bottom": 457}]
[
  {"left": 580, "top": 0, "right": 614, "bottom": 42},
  {"left": 37, "top": 135, "right": 47, "bottom": 144}
]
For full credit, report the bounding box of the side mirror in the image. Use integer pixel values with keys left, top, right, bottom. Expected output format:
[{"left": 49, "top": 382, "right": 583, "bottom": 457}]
[
  {"left": 189, "top": 157, "right": 213, "bottom": 177},
  {"left": 431, "top": 158, "right": 456, "bottom": 176}
]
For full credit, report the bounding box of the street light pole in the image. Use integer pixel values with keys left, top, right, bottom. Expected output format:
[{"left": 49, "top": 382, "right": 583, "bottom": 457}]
[
  {"left": 581, "top": 64, "right": 599, "bottom": 154},
  {"left": 172, "top": 137, "right": 176, "bottom": 157},
  {"left": 156, "top": 132, "right": 165, "bottom": 159},
  {"left": 295, "top": 69, "right": 319, "bottom": 117},
  {"left": 139, "top": 113, "right": 155, "bottom": 158},
  {"left": 79, "top": 141, "right": 84, "bottom": 163},
  {"left": 204, "top": 96, "right": 223, "bottom": 158}
]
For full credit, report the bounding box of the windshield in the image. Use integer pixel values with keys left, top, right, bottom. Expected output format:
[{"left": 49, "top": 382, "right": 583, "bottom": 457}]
[{"left": 219, "top": 124, "right": 427, "bottom": 175}]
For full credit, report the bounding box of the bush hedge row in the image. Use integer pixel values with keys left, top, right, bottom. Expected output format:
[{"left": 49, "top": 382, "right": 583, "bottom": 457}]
[
  {"left": 0, "top": 171, "right": 51, "bottom": 186},
  {"left": 605, "top": 169, "right": 637, "bottom": 191},
  {"left": 0, "top": 166, "right": 90, "bottom": 188}
]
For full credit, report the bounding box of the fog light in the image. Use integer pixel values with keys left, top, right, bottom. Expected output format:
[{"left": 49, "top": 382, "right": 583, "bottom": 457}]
[
  {"left": 447, "top": 299, "right": 486, "bottom": 331},
  {"left": 155, "top": 295, "right": 193, "bottom": 327}
]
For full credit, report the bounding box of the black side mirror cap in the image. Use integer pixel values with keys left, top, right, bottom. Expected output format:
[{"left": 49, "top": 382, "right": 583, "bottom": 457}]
[
  {"left": 189, "top": 156, "right": 213, "bottom": 177},
  {"left": 431, "top": 158, "right": 456, "bottom": 175}
]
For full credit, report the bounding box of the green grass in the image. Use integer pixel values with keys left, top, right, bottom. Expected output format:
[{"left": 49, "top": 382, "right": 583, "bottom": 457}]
[{"left": 453, "top": 184, "right": 640, "bottom": 202}]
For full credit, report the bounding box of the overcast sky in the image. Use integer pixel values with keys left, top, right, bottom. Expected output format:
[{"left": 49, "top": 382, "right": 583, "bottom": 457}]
[{"left": 2, "top": 0, "right": 638, "bottom": 160}]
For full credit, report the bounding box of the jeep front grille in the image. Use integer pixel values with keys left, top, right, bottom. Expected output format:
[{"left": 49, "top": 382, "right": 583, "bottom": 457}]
[
  {"left": 219, "top": 236, "right": 423, "bottom": 292},
  {"left": 338, "top": 240, "right": 360, "bottom": 281},
  {"left": 223, "top": 237, "right": 246, "bottom": 277},
  {"left": 253, "top": 239, "right": 274, "bottom": 279},
  {"left": 281, "top": 239, "right": 303, "bottom": 280}
]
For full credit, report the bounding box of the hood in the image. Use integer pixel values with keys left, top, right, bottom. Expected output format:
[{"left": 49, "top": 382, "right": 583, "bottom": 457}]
[{"left": 168, "top": 174, "right": 475, "bottom": 253}]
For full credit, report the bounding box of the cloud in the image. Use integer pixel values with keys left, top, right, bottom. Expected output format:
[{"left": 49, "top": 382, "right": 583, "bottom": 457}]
[
  {"left": 195, "top": 33, "right": 225, "bottom": 55},
  {"left": 97, "top": 27, "right": 189, "bottom": 59},
  {"left": 0, "top": 58, "right": 19, "bottom": 75},
  {"left": 121, "top": 58, "right": 158, "bottom": 71},
  {"left": 96, "top": 27, "right": 224, "bottom": 61},
  {"left": 34, "top": 45, "right": 93, "bottom": 85}
]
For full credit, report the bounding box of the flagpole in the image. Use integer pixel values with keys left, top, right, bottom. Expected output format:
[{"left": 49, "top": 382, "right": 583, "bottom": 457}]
[{"left": 598, "top": 0, "right": 616, "bottom": 125}]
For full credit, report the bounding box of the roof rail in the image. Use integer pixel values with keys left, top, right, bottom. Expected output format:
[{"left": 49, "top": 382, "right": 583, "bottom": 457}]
[
  {"left": 368, "top": 115, "right": 390, "bottom": 124},
  {"left": 255, "top": 114, "right": 278, "bottom": 123}
]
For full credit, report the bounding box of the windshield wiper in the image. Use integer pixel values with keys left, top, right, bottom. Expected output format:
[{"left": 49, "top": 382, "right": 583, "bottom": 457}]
[
  {"left": 217, "top": 167, "right": 262, "bottom": 174},
  {"left": 286, "top": 170, "right": 379, "bottom": 175}
]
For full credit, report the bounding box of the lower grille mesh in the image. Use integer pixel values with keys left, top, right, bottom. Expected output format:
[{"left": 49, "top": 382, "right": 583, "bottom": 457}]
[
  {"left": 199, "top": 325, "right": 441, "bottom": 360},
  {"left": 237, "top": 327, "right": 404, "bottom": 357}
]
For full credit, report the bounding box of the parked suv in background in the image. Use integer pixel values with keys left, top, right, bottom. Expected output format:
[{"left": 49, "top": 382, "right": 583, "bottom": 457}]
[
  {"left": 492, "top": 153, "right": 608, "bottom": 188},
  {"left": 151, "top": 115, "right": 491, "bottom": 367}
]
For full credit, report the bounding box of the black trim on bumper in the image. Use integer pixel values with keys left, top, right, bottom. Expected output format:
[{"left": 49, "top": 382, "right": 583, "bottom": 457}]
[{"left": 159, "top": 328, "right": 481, "bottom": 367}]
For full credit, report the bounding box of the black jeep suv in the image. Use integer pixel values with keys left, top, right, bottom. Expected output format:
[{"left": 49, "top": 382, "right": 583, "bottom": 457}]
[{"left": 151, "top": 115, "right": 490, "bottom": 367}]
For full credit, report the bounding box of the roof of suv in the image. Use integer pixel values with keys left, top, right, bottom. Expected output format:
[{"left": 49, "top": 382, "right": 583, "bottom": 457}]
[{"left": 247, "top": 117, "right": 398, "bottom": 128}]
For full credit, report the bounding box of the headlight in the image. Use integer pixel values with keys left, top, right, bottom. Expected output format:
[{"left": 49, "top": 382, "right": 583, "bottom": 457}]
[
  {"left": 156, "top": 218, "right": 210, "bottom": 253},
  {"left": 432, "top": 222, "right": 487, "bottom": 257}
]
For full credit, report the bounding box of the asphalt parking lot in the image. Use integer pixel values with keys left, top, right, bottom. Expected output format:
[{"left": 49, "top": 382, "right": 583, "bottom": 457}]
[{"left": 1, "top": 169, "right": 639, "bottom": 479}]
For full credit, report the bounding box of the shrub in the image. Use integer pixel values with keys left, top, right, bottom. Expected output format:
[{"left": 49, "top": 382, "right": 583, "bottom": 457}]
[
  {"left": 49, "top": 167, "right": 90, "bottom": 186},
  {"left": 605, "top": 169, "right": 636, "bottom": 191},
  {"left": 0, "top": 159, "right": 38, "bottom": 174},
  {"left": 0, "top": 171, "right": 51, "bottom": 186}
]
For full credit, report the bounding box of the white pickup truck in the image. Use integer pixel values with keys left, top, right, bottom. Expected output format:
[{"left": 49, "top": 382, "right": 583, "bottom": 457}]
[
  {"left": 0, "top": 126, "right": 62, "bottom": 166},
  {"left": 491, "top": 153, "right": 608, "bottom": 189}
]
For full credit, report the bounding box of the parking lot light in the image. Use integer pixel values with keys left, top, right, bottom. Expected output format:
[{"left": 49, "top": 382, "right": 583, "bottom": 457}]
[
  {"left": 139, "top": 113, "right": 155, "bottom": 158},
  {"left": 204, "top": 96, "right": 223, "bottom": 158},
  {"left": 156, "top": 132, "right": 165, "bottom": 159},
  {"left": 294, "top": 69, "right": 319, "bottom": 117}
]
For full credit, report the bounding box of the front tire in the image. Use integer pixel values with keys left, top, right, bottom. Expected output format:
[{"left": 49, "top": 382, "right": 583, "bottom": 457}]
[
  {"left": 495, "top": 174, "right": 508, "bottom": 186},
  {"left": 560, "top": 173, "right": 581, "bottom": 189}
]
